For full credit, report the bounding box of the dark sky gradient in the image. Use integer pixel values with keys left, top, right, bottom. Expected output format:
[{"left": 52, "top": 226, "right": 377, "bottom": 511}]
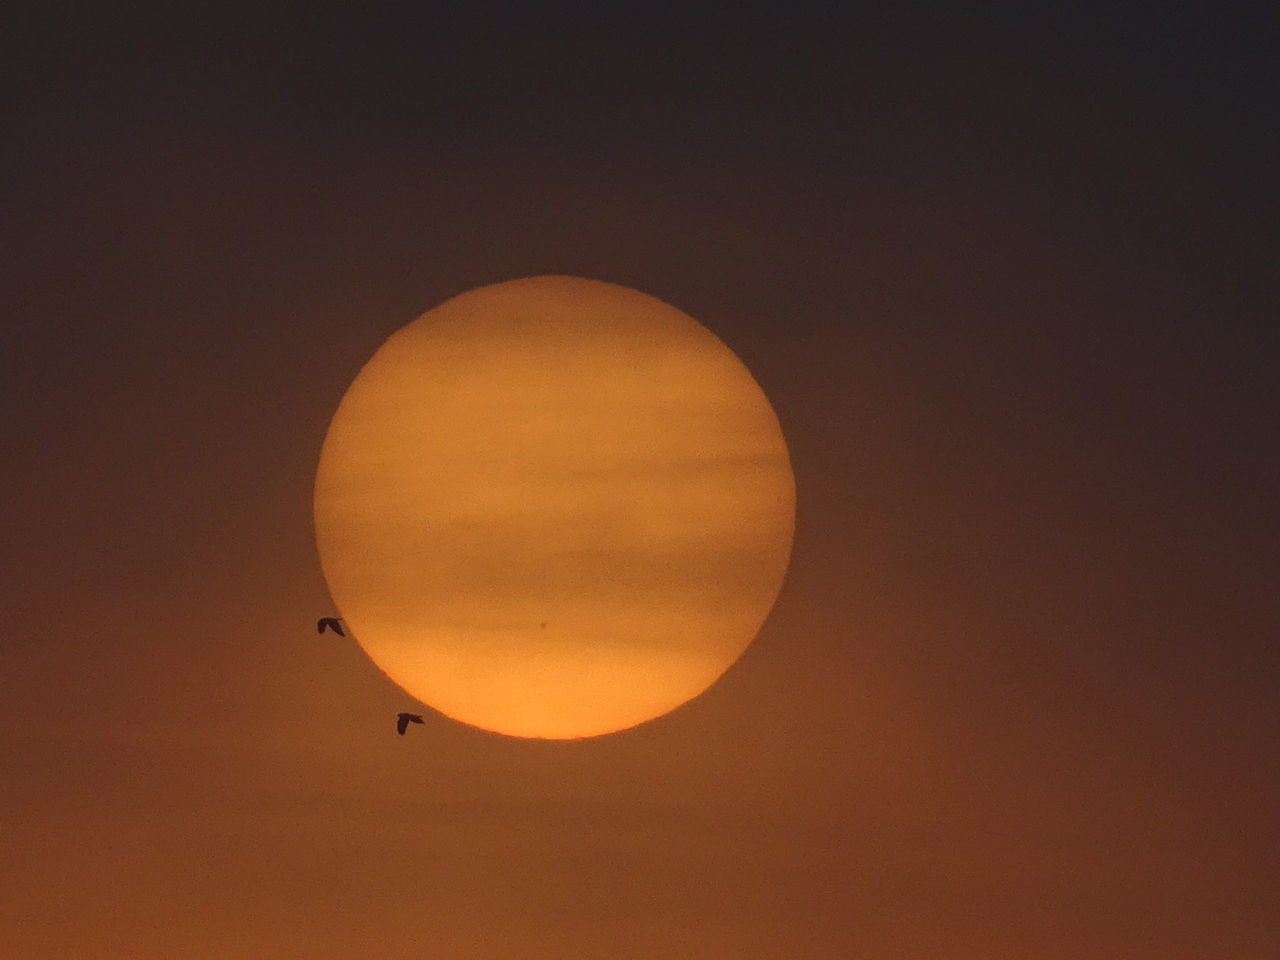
[{"left": 3, "top": 4, "right": 1277, "bottom": 957}]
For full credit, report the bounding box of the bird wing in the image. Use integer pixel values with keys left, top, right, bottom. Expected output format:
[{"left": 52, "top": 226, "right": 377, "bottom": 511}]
[
  {"left": 331, "top": 620, "right": 346, "bottom": 637},
  {"left": 397, "top": 715, "right": 409, "bottom": 735},
  {"left": 316, "top": 619, "right": 326, "bottom": 633}
]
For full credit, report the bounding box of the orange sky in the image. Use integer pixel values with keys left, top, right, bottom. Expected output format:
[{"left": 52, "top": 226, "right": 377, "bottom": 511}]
[{"left": 2, "top": 5, "right": 1278, "bottom": 958}]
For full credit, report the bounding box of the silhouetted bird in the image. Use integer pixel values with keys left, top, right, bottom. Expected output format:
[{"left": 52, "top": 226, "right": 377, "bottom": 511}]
[
  {"left": 317, "top": 617, "right": 345, "bottom": 637},
  {"left": 397, "top": 713, "right": 425, "bottom": 735}
]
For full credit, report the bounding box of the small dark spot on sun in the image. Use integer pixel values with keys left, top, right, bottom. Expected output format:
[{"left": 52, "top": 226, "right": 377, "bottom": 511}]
[{"left": 540, "top": 621, "right": 547, "bottom": 628}]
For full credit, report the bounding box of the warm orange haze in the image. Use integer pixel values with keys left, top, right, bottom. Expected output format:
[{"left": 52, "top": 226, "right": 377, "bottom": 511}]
[
  {"left": 314, "top": 277, "right": 795, "bottom": 738},
  {"left": 6, "top": 6, "right": 1278, "bottom": 958}
]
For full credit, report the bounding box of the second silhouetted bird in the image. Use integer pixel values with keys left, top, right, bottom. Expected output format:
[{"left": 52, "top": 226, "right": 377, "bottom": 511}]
[
  {"left": 317, "top": 617, "right": 345, "bottom": 636},
  {"left": 397, "top": 713, "right": 424, "bottom": 735}
]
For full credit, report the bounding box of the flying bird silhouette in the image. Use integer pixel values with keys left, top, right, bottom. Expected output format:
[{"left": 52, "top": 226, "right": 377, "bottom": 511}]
[
  {"left": 317, "top": 617, "right": 345, "bottom": 636},
  {"left": 397, "top": 713, "right": 425, "bottom": 735}
]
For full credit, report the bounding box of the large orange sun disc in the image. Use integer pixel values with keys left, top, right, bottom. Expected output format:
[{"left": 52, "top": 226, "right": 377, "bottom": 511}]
[{"left": 314, "top": 276, "right": 794, "bottom": 738}]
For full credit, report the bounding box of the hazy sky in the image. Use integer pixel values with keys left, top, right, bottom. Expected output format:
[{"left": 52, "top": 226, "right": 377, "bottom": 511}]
[{"left": 2, "top": 5, "right": 1277, "bottom": 958}]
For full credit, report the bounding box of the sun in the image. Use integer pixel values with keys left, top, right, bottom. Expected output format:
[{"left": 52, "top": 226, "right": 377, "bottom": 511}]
[{"left": 314, "top": 276, "right": 794, "bottom": 738}]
